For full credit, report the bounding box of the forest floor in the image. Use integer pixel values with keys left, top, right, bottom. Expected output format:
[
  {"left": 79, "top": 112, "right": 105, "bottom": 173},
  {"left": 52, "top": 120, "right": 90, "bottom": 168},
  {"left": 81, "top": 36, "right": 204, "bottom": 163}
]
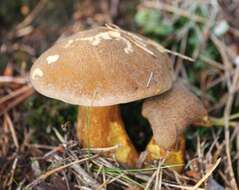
[{"left": 0, "top": 0, "right": 239, "bottom": 189}]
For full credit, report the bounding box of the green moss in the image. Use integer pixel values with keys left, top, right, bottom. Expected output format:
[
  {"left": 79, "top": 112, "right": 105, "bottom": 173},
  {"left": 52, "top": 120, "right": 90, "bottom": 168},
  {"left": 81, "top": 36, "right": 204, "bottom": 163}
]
[
  {"left": 22, "top": 94, "right": 77, "bottom": 129},
  {"left": 135, "top": 9, "right": 173, "bottom": 36}
]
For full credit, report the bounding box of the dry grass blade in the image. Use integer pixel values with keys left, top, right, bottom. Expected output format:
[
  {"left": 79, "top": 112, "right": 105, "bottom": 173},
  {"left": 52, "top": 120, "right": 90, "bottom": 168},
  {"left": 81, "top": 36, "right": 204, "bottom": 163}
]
[
  {"left": 146, "top": 72, "right": 153, "bottom": 87},
  {"left": 154, "top": 161, "right": 163, "bottom": 190},
  {"left": 164, "top": 49, "right": 194, "bottom": 62},
  {"left": 81, "top": 144, "right": 120, "bottom": 153},
  {"left": 106, "top": 24, "right": 195, "bottom": 62},
  {"left": 145, "top": 168, "right": 157, "bottom": 190}
]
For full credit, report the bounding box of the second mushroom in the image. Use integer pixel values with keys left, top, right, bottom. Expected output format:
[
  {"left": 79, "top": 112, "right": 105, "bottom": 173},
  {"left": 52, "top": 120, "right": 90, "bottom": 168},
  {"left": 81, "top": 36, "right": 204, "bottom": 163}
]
[{"left": 142, "top": 82, "right": 208, "bottom": 171}]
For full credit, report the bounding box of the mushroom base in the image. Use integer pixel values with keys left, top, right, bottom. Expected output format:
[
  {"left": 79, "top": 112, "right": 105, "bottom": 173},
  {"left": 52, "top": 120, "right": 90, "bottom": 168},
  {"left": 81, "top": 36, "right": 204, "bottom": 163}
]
[
  {"left": 77, "top": 105, "right": 139, "bottom": 167},
  {"left": 145, "top": 135, "right": 185, "bottom": 172}
]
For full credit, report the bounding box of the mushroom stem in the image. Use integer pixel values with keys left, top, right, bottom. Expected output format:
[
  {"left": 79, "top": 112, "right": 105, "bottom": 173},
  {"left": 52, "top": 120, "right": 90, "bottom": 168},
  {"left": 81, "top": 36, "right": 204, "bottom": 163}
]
[
  {"left": 146, "top": 136, "right": 185, "bottom": 172},
  {"left": 77, "top": 105, "right": 138, "bottom": 167},
  {"left": 142, "top": 82, "right": 208, "bottom": 172}
]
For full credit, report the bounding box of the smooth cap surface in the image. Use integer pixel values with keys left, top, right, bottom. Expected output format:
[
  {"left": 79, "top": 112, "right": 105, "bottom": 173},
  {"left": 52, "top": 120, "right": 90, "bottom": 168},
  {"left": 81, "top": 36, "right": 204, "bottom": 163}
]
[
  {"left": 30, "top": 26, "right": 173, "bottom": 106},
  {"left": 142, "top": 82, "right": 208, "bottom": 149}
]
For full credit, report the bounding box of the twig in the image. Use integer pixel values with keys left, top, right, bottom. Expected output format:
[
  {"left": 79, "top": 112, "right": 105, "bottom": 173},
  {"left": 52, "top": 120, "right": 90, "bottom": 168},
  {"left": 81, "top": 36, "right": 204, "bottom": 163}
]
[
  {"left": 192, "top": 158, "right": 221, "bottom": 190},
  {"left": 211, "top": 35, "right": 232, "bottom": 86},
  {"left": 0, "top": 85, "right": 32, "bottom": 105},
  {"left": 162, "top": 182, "right": 205, "bottom": 190},
  {"left": 7, "top": 157, "right": 18, "bottom": 189},
  {"left": 27, "top": 144, "right": 58, "bottom": 150},
  {"left": 223, "top": 65, "right": 239, "bottom": 190},
  {"left": 0, "top": 87, "right": 34, "bottom": 116},
  {"left": 26, "top": 155, "right": 98, "bottom": 189},
  {"left": 43, "top": 145, "right": 65, "bottom": 159},
  {"left": 145, "top": 167, "right": 157, "bottom": 190},
  {"left": 164, "top": 49, "right": 194, "bottom": 62},
  {"left": 199, "top": 55, "right": 225, "bottom": 71},
  {"left": 97, "top": 173, "right": 124, "bottom": 190},
  {"left": 136, "top": 151, "right": 148, "bottom": 168},
  {"left": 154, "top": 162, "right": 163, "bottom": 190},
  {"left": 237, "top": 126, "right": 239, "bottom": 183},
  {"left": 54, "top": 155, "right": 102, "bottom": 190},
  {"left": 0, "top": 76, "right": 28, "bottom": 84},
  {"left": 4, "top": 113, "right": 19, "bottom": 150},
  {"left": 62, "top": 171, "right": 71, "bottom": 190},
  {"left": 74, "top": 164, "right": 103, "bottom": 190},
  {"left": 16, "top": 0, "right": 47, "bottom": 30}
]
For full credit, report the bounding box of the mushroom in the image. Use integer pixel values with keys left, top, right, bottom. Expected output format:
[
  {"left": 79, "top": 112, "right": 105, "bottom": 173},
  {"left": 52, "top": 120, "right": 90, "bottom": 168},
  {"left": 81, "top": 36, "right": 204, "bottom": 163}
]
[
  {"left": 30, "top": 25, "right": 174, "bottom": 167},
  {"left": 142, "top": 82, "right": 208, "bottom": 171}
]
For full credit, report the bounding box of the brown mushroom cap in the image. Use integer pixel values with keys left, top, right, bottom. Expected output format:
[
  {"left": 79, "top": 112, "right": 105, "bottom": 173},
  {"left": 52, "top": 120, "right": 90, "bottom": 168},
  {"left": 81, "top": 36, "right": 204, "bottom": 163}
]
[
  {"left": 142, "top": 82, "right": 208, "bottom": 149},
  {"left": 30, "top": 26, "right": 173, "bottom": 106}
]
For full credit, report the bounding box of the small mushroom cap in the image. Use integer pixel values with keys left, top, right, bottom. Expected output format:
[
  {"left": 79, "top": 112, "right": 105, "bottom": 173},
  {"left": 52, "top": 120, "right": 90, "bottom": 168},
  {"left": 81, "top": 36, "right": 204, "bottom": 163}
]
[
  {"left": 30, "top": 26, "right": 173, "bottom": 106},
  {"left": 142, "top": 82, "right": 208, "bottom": 149}
]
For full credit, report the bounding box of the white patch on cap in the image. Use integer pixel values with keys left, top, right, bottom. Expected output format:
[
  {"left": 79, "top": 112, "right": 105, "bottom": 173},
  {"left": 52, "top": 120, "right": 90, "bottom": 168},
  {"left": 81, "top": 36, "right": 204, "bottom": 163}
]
[
  {"left": 121, "top": 38, "right": 133, "bottom": 54},
  {"left": 64, "top": 39, "right": 74, "bottom": 48},
  {"left": 79, "top": 31, "right": 120, "bottom": 46},
  {"left": 32, "top": 68, "right": 43, "bottom": 80},
  {"left": 76, "top": 31, "right": 134, "bottom": 54},
  {"left": 46, "top": 54, "right": 59, "bottom": 64}
]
